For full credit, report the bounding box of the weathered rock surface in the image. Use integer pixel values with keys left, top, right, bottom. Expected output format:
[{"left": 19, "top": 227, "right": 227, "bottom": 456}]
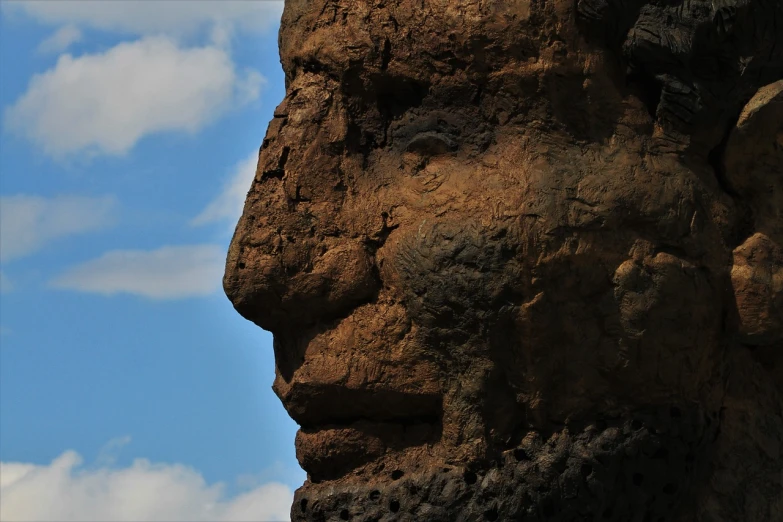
[{"left": 224, "top": 1, "right": 783, "bottom": 520}]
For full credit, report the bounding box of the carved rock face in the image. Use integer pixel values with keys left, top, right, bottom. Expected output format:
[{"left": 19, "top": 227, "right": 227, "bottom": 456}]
[{"left": 224, "top": 1, "right": 783, "bottom": 520}]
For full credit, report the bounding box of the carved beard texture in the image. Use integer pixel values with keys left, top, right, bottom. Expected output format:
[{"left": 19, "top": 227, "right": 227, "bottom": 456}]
[{"left": 293, "top": 406, "right": 717, "bottom": 521}]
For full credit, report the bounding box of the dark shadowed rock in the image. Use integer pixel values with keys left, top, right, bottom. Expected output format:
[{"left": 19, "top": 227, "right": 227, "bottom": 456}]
[{"left": 224, "top": 1, "right": 783, "bottom": 520}]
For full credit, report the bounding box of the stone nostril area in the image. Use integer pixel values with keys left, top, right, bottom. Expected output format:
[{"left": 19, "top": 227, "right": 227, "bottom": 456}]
[
  {"left": 225, "top": 238, "right": 381, "bottom": 333},
  {"left": 291, "top": 405, "right": 716, "bottom": 521}
]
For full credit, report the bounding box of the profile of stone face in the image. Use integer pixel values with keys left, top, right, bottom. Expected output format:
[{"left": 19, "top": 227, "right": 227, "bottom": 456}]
[{"left": 224, "top": 1, "right": 783, "bottom": 520}]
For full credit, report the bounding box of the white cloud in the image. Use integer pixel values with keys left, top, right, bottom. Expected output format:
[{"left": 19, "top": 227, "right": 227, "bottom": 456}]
[
  {"left": 0, "top": 195, "right": 116, "bottom": 262},
  {"left": 4, "top": 36, "right": 264, "bottom": 158},
  {"left": 3, "top": 0, "right": 284, "bottom": 39},
  {"left": 0, "top": 450, "right": 292, "bottom": 521},
  {"left": 51, "top": 245, "right": 226, "bottom": 299},
  {"left": 37, "top": 24, "right": 82, "bottom": 54},
  {"left": 192, "top": 151, "right": 258, "bottom": 226}
]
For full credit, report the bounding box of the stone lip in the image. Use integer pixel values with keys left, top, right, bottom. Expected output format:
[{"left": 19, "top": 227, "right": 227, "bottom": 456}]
[
  {"left": 273, "top": 381, "right": 444, "bottom": 481},
  {"left": 296, "top": 419, "right": 442, "bottom": 482}
]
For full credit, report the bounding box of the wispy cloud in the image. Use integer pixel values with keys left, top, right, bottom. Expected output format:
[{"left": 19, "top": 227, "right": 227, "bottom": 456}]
[
  {"left": 94, "top": 436, "right": 132, "bottom": 468},
  {"left": 51, "top": 245, "right": 225, "bottom": 299},
  {"left": 3, "top": 0, "right": 283, "bottom": 39},
  {"left": 37, "top": 24, "right": 82, "bottom": 54},
  {"left": 0, "top": 450, "right": 292, "bottom": 521},
  {"left": 192, "top": 152, "right": 257, "bottom": 227},
  {"left": 4, "top": 36, "right": 264, "bottom": 158},
  {"left": 0, "top": 195, "right": 116, "bottom": 263}
]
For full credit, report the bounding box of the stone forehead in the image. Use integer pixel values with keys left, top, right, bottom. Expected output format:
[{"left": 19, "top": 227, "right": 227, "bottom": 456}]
[
  {"left": 278, "top": 0, "right": 779, "bottom": 69},
  {"left": 279, "top": 0, "right": 563, "bottom": 78}
]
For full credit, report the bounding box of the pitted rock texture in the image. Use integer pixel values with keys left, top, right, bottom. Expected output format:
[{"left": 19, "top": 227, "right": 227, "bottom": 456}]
[
  {"left": 294, "top": 407, "right": 717, "bottom": 522},
  {"left": 224, "top": 1, "right": 783, "bottom": 520}
]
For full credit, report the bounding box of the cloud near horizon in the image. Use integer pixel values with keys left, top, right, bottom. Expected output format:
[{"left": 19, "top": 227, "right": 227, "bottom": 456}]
[
  {"left": 51, "top": 244, "right": 226, "bottom": 299},
  {"left": 0, "top": 450, "right": 292, "bottom": 521},
  {"left": 4, "top": 36, "right": 264, "bottom": 158},
  {"left": 0, "top": 195, "right": 116, "bottom": 263}
]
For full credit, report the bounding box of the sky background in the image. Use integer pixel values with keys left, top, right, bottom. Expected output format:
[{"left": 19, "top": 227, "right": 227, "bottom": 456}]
[{"left": 0, "top": 1, "right": 305, "bottom": 520}]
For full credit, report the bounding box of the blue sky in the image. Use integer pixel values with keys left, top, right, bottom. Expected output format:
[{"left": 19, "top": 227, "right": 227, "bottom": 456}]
[{"left": 0, "top": 2, "right": 304, "bottom": 520}]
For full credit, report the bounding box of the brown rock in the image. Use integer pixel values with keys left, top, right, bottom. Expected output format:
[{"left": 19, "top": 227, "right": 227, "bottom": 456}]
[
  {"left": 732, "top": 233, "right": 783, "bottom": 346},
  {"left": 224, "top": 1, "right": 783, "bottom": 520},
  {"left": 724, "top": 79, "right": 783, "bottom": 241}
]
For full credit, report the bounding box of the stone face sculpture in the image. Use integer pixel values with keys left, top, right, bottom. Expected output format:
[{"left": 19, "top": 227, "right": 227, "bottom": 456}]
[{"left": 224, "top": 1, "right": 783, "bottom": 520}]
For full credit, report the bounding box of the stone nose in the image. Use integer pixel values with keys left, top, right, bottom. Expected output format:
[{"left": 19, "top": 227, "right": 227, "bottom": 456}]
[
  {"left": 224, "top": 216, "right": 379, "bottom": 333},
  {"left": 224, "top": 77, "right": 378, "bottom": 332}
]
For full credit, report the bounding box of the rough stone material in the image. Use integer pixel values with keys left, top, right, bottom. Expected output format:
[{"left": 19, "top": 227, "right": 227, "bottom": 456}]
[{"left": 224, "top": 1, "right": 783, "bottom": 520}]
